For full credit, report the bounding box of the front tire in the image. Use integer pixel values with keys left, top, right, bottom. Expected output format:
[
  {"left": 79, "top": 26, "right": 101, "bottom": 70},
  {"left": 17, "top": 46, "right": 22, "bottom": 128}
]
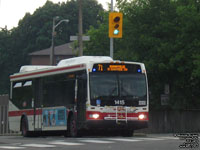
[{"left": 69, "top": 115, "right": 78, "bottom": 137}]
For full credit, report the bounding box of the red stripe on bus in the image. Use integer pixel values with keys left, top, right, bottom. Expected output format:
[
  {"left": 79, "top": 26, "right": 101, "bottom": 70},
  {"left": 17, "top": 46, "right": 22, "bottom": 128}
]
[
  {"left": 10, "top": 64, "right": 85, "bottom": 79},
  {"left": 9, "top": 109, "right": 42, "bottom": 117}
]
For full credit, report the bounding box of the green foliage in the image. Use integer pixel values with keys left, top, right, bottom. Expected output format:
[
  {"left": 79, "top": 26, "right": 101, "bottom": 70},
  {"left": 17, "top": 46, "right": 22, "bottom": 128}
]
[
  {"left": 1, "top": 0, "right": 200, "bottom": 110},
  {"left": 0, "top": 0, "right": 103, "bottom": 94},
  {"left": 84, "top": 12, "right": 110, "bottom": 56},
  {"left": 85, "top": 0, "right": 200, "bottom": 110},
  {"left": 0, "top": 28, "right": 13, "bottom": 94},
  {"left": 193, "top": 55, "right": 200, "bottom": 77}
]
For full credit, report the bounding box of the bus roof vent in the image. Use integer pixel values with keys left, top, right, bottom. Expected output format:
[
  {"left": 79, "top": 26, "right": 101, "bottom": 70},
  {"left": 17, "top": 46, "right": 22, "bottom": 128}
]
[
  {"left": 19, "top": 65, "right": 56, "bottom": 73},
  {"left": 57, "top": 56, "right": 113, "bottom": 67}
]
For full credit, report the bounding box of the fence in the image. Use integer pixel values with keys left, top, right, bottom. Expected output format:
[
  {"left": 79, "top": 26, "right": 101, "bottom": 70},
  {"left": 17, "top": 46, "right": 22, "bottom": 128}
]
[
  {"left": 0, "top": 95, "right": 9, "bottom": 135},
  {"left": 138, "top": 110, "right": 200, "bottom": 133}
]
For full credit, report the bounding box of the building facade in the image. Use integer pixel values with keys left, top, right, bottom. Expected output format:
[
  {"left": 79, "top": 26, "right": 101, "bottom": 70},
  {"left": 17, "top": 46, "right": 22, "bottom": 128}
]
[{"left": 29, "top": 43, "right": 77, "bottom": 65}]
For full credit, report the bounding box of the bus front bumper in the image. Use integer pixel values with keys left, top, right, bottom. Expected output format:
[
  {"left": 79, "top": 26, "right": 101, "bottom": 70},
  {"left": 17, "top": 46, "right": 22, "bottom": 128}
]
[{"left": 83, "top": 119, "right": 148, "bottom": 130}]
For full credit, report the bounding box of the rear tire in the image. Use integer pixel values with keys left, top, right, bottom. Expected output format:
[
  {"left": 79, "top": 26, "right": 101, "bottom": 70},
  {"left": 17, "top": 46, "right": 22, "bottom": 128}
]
[
  {"left": 121, "top": 130, "right": 134, "bottom": 137},
  {"left": 21, "top": 118, "right": 30, "bottom": 137}
]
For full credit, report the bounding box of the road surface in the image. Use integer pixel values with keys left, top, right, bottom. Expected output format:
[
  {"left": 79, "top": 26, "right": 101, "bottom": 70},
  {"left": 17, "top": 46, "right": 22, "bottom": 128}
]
[{"left": 0, "top": 134, "right": 185, "bottom": 150}]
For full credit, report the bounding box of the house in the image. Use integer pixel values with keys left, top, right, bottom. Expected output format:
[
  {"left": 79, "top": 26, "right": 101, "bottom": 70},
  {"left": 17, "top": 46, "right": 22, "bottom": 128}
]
[{"left": 29, "top": 43, "right": 77, "bottom": 65}]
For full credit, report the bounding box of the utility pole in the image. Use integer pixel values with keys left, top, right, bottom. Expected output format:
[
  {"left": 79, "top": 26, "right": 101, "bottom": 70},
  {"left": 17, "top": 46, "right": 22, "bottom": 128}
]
[
  {"left": 110, "top": 0, "right": 114, "bottom": 59},
  {"left": 50, "top": 17, "right": 69, "bottom": 65},
  {"left": 50, "top": 17, "right": 57, "bottom": 65},
  {"left": 78, "top": 0, "right": 83, "bottom": 56}
]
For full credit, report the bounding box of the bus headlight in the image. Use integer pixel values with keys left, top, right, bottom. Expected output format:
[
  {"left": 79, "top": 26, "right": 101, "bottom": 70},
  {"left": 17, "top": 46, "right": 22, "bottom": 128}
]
[
  {"left": 138, "top": 114, "right": 146, "bottom": 120},
  {"left": 89, "top": 113, "right": 100, "bottom": 119}
]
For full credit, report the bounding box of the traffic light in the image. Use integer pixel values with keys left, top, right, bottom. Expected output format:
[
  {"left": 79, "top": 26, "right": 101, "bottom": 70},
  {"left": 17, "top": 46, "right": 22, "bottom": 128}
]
[{"left": 109, "top": 12, "right": 123, "bottom": 38}]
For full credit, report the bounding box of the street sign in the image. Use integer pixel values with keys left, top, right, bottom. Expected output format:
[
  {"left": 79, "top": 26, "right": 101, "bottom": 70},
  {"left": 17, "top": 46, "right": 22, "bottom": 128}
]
[
  {"left": 70, "top": 36, "right": 90, "bottom": 41},
  {"left": 70, "top": 36, "right": 77, "bottom": 41}
]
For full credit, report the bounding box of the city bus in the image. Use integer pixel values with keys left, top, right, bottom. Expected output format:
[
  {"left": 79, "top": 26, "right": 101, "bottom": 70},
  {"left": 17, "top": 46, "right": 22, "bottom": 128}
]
[{"left": 9, "top": 56, "right": 149, "bottom": 137}]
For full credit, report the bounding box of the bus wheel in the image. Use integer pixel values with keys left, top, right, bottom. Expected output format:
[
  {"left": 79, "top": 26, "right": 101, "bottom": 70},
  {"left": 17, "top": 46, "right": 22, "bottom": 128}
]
[
  {"left": 21, "top": 118, "right": 29, "bottom": 137},
  {"left": 69, "top": 115, "right": 78, "bottom": 137}
]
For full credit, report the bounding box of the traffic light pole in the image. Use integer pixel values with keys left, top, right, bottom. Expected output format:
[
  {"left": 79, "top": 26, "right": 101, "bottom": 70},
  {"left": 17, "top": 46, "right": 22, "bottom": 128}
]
[
  {"left": 110, "top": 0, "right": 114, "bottom": 59},
  {"left": 110, "top": 38, "right": 113, "bottom": 58}
]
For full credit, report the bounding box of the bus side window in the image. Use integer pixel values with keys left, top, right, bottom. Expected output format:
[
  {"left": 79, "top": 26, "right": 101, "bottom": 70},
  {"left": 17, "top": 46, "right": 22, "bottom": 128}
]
[
  {"left": 43, "top": 75, "right": 76, "bottom": 107},
  {"left": 63, "top": 80, "right": 75, "bottom": 105},
  {"left": 12, "top": 81, "right": 33, "bottom": 109}
]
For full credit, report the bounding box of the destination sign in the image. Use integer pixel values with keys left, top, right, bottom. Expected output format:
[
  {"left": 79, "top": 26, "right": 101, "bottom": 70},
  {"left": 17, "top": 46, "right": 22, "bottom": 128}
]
[{"left": 92, "top": 63, "right": 142, "bottom": 73}]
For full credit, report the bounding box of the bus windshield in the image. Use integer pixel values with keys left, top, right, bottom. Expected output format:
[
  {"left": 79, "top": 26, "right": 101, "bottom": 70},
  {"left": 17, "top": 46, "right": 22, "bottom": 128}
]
[{"left": 90, "top": 72, "right": 147, "bottom": 103}]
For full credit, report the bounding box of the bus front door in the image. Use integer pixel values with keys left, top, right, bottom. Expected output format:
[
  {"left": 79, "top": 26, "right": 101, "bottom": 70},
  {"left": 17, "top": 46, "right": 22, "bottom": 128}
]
[
  {"left": 33, "top": 79, "right": 43, "bottom": 131},
  {"left": 77, "top": 77, "right": 87, "bottom": 129}
]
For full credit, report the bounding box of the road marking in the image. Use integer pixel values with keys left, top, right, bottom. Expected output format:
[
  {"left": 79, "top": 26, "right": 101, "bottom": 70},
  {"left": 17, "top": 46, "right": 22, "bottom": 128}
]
[
  {"left": 10, "top": 143, "right": 22, "bottom": 145},
  {"left": 79, "top": 139, "right": 115, "bottom": 144},
  {"left": 22, "top": 144, "right": 56, "bottom": 147},
  {"left": 135, "top": 138, "right": 165, "bottom": 141},
  {"left": 0, "top": 146, "right": 25, "bottom": 149},
  {"left": 158, "top": 137, "right": 179, "bottom": 140},
  {"left": 50, "top": 141, "right": 85, "bottom": 146},
  {"left": 0, "top": 136, "right": 178, "bottom": 149},
  {"left": 108, "top": 138, "right": 143, "bottom": 142}
]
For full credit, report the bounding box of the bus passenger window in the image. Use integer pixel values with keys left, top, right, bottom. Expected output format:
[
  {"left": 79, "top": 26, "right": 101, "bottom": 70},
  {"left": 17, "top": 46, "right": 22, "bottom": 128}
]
[
  {"left": 43, "top": 79, "right": 75, "bottom": 107},
  {"left": 12, "top": 81, "right": 33, "bottom": 109}
]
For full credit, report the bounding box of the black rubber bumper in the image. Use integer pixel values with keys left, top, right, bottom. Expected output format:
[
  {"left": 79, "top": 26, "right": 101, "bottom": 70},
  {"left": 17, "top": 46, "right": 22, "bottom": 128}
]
[{"left": 83, "top": 120, "right": 148, "bottom": 130}]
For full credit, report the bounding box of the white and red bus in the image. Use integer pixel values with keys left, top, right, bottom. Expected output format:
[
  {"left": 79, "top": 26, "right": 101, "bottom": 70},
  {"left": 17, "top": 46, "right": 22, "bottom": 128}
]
[{"left": 9, "top": 56, "right": 149, "bottom": 137}]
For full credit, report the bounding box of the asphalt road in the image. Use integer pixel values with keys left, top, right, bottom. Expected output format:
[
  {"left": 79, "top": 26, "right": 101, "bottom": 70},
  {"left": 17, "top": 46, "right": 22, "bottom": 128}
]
[{"left": 0, "top": 134, "right": 185, "bottom": 150}]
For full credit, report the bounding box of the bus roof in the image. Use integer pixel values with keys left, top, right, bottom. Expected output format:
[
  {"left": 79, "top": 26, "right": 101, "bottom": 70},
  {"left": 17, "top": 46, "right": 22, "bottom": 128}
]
[
  {"left": 10, "top": 56, "right": 145, "bottom": 81},
  {"left": 19, "top": 65, "right": 56, "bottom": 73},
  {"left": 15, "top": 56, "right": 112, "bottom": 73},
  {"left": 57, "top": 56, "right": 113, "bottom": 67}
]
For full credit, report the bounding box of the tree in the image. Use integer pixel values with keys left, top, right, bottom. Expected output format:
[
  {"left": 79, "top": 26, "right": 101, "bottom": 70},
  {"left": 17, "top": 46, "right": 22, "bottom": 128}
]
[
  {"left": 85, "top": 0, "right": 200, "bottom": 110},
  {"left": 0, "top": 0, "right": 104, "bottom": 94},
  {"left": 0, "top": 27, "right": 13, "bottom": 94},
  {"left": 84, "top": 12, "right": 110, "bottom": 56}
]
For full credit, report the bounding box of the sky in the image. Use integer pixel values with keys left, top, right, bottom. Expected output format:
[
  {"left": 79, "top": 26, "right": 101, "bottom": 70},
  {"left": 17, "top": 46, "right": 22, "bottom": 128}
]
[{"left": 0, "top": 0, "right": 116, "bottom": 29}]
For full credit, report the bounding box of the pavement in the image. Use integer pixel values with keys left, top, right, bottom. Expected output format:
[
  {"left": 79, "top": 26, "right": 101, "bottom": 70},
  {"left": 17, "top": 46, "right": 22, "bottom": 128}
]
[{"left": 0, "top": 134, "right": 187, "bottom": 150}]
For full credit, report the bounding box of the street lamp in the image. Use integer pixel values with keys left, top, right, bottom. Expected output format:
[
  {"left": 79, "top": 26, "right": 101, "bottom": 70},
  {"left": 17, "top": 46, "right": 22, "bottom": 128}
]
[{"left": 50, "top": 16, "right": 69, "bottom": 65}]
